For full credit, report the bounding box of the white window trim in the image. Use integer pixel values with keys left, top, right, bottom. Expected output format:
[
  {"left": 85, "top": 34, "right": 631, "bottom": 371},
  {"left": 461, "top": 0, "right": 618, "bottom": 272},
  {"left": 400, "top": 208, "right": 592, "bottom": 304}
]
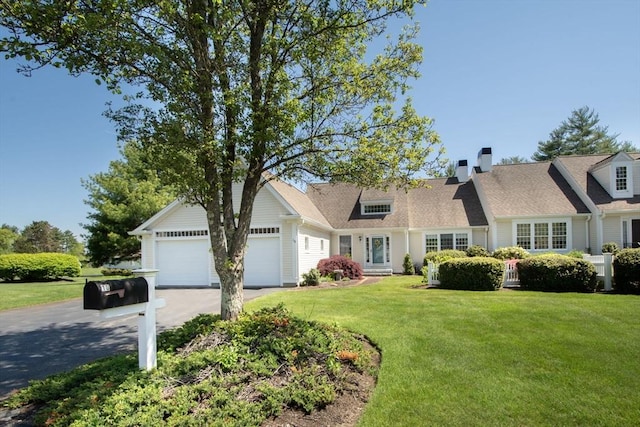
[
  {"left": 361, "top": 200, "right": 394, "bottom": 215},
  {"left": 423, "top": 230, "right": 470, "bottom": 252},
  {"left": 611, "top": 162, "right": 634, "bottom": 198},
  {"left": 512, "top": 218, "right": 572, "bottom": 252}
]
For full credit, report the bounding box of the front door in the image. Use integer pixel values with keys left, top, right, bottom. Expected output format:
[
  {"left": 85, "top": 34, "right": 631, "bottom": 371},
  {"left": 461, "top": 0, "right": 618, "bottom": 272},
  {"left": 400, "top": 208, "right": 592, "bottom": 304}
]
[
  {"left": 632, "top": 219, "right": 640, "bottom": 248},
  {"left": 371, "top": 236, "right": 385, "bottom": 264}
]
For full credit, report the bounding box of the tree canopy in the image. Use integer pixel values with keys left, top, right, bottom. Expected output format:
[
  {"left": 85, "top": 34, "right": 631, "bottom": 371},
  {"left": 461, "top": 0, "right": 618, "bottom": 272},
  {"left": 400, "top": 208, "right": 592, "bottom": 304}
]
[
  {"left": 1, "top": 0, "right": 443, "bottom": 319},
  {"left": 82, "top": 141, "right": 176, "bottom": 266},
  {"left": 10, "top": 221, "right": 83, "bottom": 256},
  {"left": 533, "top": 106, "right": 638, "bottom": 161}
]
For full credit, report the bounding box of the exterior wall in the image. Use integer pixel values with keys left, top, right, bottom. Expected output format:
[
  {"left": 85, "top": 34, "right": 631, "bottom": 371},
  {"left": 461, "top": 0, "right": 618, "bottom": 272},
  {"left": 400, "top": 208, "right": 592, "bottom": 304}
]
[
  {"left": 297, "top": 224, "right": 331, "bottom": 279},
  {"left": 591, "top": 166, "right": 611, "bottom": 195},
  {"left": 390, "top": 231, "right": 408, "bottom": 273},
  {"left": 140, "top": 235, "right": 154, "bottom": 268},
  {"left": 281, "top": 221, "right": 296, "bottom": 285},
  {"left": 633, "top": 160, "right": 640, "bottom": 195},
  {"left": 154, "top": 203, "right": 207, "bottom": 230},
  {"left": 408, "top": 230, "right": 425, "bottom": 268},
  {"left": 471, "top": 228, "right": 487, "bottom": 249},
  {"left": 602, "top": 215, "right": 621, "bottom": 249},
  {"left": 570, "top": 216, "right": 588, "bottom": 252},
  {"left": 495, "top": 220, "right": 512, "bottom": 249}
]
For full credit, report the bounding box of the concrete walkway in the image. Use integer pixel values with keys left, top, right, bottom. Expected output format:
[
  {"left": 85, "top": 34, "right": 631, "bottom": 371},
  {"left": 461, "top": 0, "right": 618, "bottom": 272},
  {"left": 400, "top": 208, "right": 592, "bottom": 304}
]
[{"left": 0, "top": 287, "right": 285, "bottom": 398}]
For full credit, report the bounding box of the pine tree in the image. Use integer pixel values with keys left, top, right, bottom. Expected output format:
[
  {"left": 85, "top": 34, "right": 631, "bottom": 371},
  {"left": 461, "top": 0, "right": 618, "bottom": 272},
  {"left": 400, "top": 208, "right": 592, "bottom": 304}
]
[{"left": 533, "top": 106, "right": 638, "bottom": 161}]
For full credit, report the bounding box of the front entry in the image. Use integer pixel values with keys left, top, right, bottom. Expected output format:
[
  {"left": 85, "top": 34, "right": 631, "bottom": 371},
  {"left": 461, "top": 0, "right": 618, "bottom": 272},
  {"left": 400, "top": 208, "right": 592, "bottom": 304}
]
[{"left": 366, "top": 235, "right": 389, "bottom": 267}]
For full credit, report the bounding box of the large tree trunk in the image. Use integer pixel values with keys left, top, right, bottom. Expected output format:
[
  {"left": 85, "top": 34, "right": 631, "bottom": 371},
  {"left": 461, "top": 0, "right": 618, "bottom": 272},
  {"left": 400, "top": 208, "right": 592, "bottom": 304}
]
[{"left": 218, "top": 258, "right": 244, "bottom": 321}]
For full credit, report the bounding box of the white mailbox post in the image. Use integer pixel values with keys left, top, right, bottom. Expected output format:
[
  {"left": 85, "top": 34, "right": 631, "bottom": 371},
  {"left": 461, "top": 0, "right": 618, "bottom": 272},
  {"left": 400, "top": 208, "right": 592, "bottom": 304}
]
[{"left": 97, "top": 269, "right": 166, "bottom": 370}]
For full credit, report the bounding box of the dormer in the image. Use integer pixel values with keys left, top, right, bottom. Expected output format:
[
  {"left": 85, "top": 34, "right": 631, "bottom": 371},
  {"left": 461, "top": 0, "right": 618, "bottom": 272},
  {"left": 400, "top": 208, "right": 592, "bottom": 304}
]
[
  {"left": 359, "top": 188, "right": 394, "bottom": 215},
  {"left": 589, "top": 152, "right": 636, "bottom": 199}
]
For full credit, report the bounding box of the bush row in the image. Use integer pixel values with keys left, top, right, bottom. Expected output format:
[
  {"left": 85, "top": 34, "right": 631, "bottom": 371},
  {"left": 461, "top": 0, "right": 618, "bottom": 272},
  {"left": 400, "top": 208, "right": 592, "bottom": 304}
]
[
  {"left": 613, "top": 248, "right": 640, "bottom": 294},
  {"left": 438, "top": 257, "right": 505, "bottom": 291},
  {"left": 0, "top": 253, "right": 81, "bottom": 281},
  {"left": 517, "top": 254, "right": 597, "bottom": 292}
]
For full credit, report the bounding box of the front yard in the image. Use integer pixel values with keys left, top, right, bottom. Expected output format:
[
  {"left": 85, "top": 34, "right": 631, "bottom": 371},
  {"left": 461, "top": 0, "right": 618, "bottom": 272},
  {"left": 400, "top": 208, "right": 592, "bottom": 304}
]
[
  {"left": 3, "top": 275, "right": 639, "bottom": 425},
  {"left": 248, "top": 276, "right": 640, "bottom": 426}
]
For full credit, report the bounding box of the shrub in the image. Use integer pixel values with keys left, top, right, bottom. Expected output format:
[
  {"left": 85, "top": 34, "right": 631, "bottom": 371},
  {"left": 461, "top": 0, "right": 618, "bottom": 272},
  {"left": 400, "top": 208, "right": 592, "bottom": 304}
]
[
  {"left": 492, "top": 246, "right": 530, "bottom": 260},
  {"left": 517, "top": 254, "right": 597, "bottom": 292},
  {"left": 602, "top": 242, "right": 620, "bottom": 254},
  {"left": 402, "top": 253, "right": 415, "bottom": 275},
  {"left": 0, "top": 253, "right": 81, "bottom": 281},
  {"left": 438, "top": 257, "right": 505, "bottom": 291},
  {"left": 566, "top": 250, "right": 585, "bottom": 259},
  {"left": 100, "top": 268, "right": 133, "bottom": 276},
  {"left": 301, "top": 268, "right": 321, "bottom": 286},
  {"left": 317, "top": 255, "right": 363, "bottom": 279},
  {"left": 613, "top": 248, "right": 640, "bottom": 294},
  {"left": 466, "top": 245, "right": 490, "bottom": 257},
  {"left": 423, "top": 250, "right": 467, "bottom": 266}
]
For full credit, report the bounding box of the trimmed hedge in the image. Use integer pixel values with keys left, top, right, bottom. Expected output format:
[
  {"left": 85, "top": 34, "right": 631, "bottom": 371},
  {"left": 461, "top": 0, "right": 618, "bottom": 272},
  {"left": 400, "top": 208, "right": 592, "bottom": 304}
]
[
  {"left": 317, "top": 255, "right": 363, "bottom": 279},
  {"left": 0, "top": 253, "right": 81, "bottom": 281},
  {"left": 423, "top": 250, "right": 467, "bottom": 266},
  {"left": 492, "top": 246, "right": 530, "bottom": 260},
  {"left": 466, "top": 245, "right": 490, "bottom": 257},
  {"left": 438, "top": 257, "right": 505, "bottom": 291},
  {"left": 517, "top": 254, "right": 597, "bottom": 292},
  {"left": 613, "top": 248, "right": 640, "bottom": 294}
]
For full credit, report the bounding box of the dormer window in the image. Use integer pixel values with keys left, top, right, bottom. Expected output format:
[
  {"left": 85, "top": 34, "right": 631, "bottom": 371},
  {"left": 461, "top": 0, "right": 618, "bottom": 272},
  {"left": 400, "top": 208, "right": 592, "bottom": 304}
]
[
  {"left": 363, "top": 203, "right": 392, "bottom": 215},
  {"left": 616, "top": 166, "right": 628, "bottom": 191}
]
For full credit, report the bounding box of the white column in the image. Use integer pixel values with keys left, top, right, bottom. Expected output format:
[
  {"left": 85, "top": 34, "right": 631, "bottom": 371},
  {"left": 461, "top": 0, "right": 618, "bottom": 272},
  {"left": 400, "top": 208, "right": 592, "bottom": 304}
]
[{"left": 603, "top": 253, "right": 613, "bottom": 292}]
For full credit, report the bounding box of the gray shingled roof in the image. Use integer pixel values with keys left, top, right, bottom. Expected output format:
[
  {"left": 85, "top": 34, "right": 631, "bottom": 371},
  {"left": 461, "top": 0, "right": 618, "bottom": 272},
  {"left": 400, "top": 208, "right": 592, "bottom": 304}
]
[
  {"left": 473, "top": 161, "right": 590, "bottom": 217},
  {"left": 556, "top": 153, "right": 640, "bottom": 212},
  {"left": 266, "top": 178, "right": 332, "bottom": 228},
  {"left": 306, "top": 178, "right": 488, "bottom": 229}
]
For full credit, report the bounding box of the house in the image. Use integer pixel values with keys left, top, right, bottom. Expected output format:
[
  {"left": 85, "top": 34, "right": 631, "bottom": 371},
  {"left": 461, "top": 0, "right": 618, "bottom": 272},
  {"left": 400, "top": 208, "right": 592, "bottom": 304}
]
[{"left": 131, "top": 148, "right": 640, "bottom": 287}]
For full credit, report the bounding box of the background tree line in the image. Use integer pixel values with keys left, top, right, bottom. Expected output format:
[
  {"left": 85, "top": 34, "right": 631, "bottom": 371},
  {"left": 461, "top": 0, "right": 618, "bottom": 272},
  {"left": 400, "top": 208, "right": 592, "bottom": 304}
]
[{"left": 0, "top": 221, "right": 83, "bottom": 257}]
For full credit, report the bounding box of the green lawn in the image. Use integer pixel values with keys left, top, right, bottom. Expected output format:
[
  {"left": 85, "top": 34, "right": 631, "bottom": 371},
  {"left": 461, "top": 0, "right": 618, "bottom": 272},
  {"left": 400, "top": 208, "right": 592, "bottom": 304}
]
[
  {"left": 246, "top": 276, "right": 640, "bottom": 426},
  {"left": 0, "top": 268, "right": 120, "bottom": 311}
]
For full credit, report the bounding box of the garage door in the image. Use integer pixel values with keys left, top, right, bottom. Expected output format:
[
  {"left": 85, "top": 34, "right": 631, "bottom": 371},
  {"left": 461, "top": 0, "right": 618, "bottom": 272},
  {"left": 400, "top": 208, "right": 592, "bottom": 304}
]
[
  {"left": 244, "top": 237, "right": 280, "bottom": 287},
  {"left": 156, "top": 239, "right": 210, "bottom": 287}
]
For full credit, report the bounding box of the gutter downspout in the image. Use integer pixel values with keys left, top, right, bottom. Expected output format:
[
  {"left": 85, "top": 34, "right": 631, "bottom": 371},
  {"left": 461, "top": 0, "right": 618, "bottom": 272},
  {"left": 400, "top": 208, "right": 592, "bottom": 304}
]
[{"left": 585, "top": 215, "right": 592, "bottom": 254}]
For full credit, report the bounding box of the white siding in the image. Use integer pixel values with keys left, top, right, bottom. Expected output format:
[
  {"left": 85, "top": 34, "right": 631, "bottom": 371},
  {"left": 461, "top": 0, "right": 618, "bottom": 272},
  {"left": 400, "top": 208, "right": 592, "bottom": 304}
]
[
  {"left": 633, "top": 160, "right": 640, "bottom": 195},
  {"left": 408, "top": 230, "right": 424, "bottom": 267},
  {"left": 297, "top": 225, "right": 331, "bottom": 279},
  {"left": 390, "top": 231, "right": 406, "bottom": 273},
  {"left": 602, "top": 215, "right": 621, "bottom": 248},
  {"left": 154, "top": 204, "right": 207, "bottom": 230},
  {"left": 281, "top": 222, "right": 295, "bottom": 285},
  {"left": 495, "top": 221, "right": 512, "bottom": 249},
  {"left": 571, "top": 217, "right": 588, "bottom": 252},
  {"left": 140, "top": 235, "right": 155, "bottom": 268},
  {"left": 471, "top": 229, "right": 487, "bottom": 249},
  {"left": 592, "top": 166, "right": 611, "bottom": 195}
]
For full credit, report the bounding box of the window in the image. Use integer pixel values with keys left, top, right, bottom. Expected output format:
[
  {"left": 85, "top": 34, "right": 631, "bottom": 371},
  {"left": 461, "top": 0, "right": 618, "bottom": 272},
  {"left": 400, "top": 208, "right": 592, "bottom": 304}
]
[
  {"left": 552, "top": 222, "right": 567, "bottom": 249},
  {"left": 363, "top": 203, "right": 392, "bottom": 214},
  {"left": 616, "top": 166, "right": 628, "bottom": 191},
  {"left": 339, "top": 235, "right": 352, "bottom": 256},
  {"left": 515, "top": 220, "right": 568, "bottom": 251},
  {"left": 516, "top": 223, "right": 531, "bottom": 249},
  {"left": 320, "top": 240, "right": 324, "bottom": 251},
  {"left": 249, "top": 227, "right": 279, "bottom": 235},
  {"left": 534, "top": 223, "right": 548, "bottom": 250},
  {"left": 156, "top": 230, "right": 208, "bottom": 238},
  {"left": 304, "top": 237, "right": 309, "bottom": 251},
  {"left": 424, "top": 232, "right": 469, "bottom": 252},
  {"left": 425, "top": 235, "right": 438, "bottom": 253}
]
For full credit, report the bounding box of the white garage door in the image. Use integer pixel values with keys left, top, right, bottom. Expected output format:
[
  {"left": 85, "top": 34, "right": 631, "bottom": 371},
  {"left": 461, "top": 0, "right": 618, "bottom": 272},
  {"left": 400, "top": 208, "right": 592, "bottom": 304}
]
[
  {"left": 244, "top": 237, "right": 280, "bottom": 287},
  {"left": 156, "top": 239, "right": 210, "bottom": 287}
]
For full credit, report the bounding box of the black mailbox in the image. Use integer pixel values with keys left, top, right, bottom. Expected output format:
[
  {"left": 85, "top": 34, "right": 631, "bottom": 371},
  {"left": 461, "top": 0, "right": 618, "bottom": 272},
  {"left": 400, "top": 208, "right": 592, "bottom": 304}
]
[{"left": 83, "top": 277, "right": 149, "bottom": 310}]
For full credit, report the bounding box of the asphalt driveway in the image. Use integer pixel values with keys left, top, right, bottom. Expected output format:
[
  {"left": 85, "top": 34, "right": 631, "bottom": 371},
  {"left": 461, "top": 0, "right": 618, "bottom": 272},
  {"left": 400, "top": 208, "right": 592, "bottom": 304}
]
[{"left": 0, "top": 287, "right": 286, "bottom": 399}]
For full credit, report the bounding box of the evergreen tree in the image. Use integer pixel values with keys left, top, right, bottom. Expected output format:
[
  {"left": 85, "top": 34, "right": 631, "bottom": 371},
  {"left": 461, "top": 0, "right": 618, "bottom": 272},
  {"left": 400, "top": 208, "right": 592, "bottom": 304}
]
[
  {"left": 533, "top": 106, "right": 638, "bottom": 161},
  {"left": 82, "top": 141, "right": 176, "bottom": 266},
  {"left": 13, "top": 221, "right": 64, "bottom": 253}
]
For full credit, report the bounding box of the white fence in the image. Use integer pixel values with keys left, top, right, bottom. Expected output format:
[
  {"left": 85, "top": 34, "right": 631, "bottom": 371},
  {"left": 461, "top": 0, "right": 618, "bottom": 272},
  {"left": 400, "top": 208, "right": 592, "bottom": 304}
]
[{"left": 426, "top": 254, "right": 615, "bottom": 290}]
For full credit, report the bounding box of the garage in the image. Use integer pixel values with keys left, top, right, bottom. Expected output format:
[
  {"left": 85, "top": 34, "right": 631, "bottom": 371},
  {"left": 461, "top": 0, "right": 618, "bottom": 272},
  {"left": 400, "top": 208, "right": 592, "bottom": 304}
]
[
  {"left": 244, "top": 236, "right": 281, "bottom": 287},
  {"left": 154, "top": 230, "right": 280, "bottom": 288},
  {"left": 156, "top": 237, "right": 211, "bottom": 287}
]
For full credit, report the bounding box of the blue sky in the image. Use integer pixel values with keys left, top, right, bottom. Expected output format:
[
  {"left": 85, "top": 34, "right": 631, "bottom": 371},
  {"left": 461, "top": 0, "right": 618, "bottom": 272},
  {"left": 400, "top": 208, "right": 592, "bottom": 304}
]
[{"left": 1, "top": 0, "right": 639, "bottom": 239}]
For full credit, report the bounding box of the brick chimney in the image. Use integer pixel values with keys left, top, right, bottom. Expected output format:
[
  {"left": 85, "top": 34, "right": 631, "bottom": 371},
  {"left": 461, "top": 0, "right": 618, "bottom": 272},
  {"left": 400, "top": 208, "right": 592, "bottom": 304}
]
[{"left": 477, "top": 147, "right": 492, "bottom": 172}]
